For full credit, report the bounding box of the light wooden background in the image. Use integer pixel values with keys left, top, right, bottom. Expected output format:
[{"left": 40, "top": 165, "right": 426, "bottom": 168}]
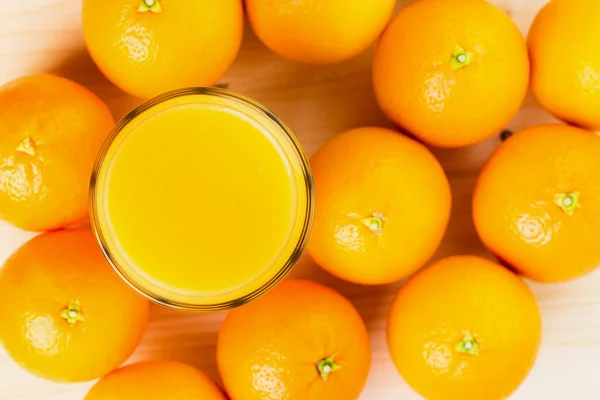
[{"left": 1, "top": 0, "right": 599, "bottom": 399}]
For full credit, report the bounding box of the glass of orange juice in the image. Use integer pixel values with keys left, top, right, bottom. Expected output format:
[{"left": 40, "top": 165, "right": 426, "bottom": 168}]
[{"left": 90, "top": 87, "right": 313, "bottom": 311}]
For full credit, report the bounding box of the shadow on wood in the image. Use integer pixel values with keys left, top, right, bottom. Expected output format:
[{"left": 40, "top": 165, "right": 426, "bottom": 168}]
[{"left": 48, "top": 46, "right": 143, "bottom": 121}]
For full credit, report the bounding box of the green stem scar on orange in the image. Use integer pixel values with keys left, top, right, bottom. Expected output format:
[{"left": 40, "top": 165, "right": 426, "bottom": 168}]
[
  {"left": 362, "top": 212, "right": 385, "bottom": 236},
  {"left": 61, "top": 300, "right": 85, "bottom": 326},
  {"left": 316, "top": 355, "right": 341, "bottom": 381},
  {"left": 138, "top": 0, "right": 162, "bottom": 13},
  {"left": 452, "top": 45, "right": 474, "bottom": 70},
  {"left": 16, "top": 137, "right": 35, "bottom": 156},
  {"left": 555, "top": 192, "right": 580, "bottom": 216},
  {"left": 456, "top": 331, "right": 479, "bottom": 356}
]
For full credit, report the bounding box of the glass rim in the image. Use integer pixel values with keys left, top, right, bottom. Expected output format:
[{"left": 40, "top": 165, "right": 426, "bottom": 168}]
[{"left": 89, "top": 86, "right": 314, "bottom": 312}]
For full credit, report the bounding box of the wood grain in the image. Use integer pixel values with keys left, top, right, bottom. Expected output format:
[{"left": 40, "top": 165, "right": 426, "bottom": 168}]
[{"left": 2, "top": 0, "right": 600, "bottom": 399}]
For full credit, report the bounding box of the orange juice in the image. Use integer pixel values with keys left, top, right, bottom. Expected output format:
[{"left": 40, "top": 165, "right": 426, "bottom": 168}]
[{"left": 91, "top": 88, "right": 313, "bottom": 310}]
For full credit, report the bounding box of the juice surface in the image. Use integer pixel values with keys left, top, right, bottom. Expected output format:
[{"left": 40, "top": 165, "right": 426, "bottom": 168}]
[{"left": 94, "top": 92, "right": 310, "bottom": 306}]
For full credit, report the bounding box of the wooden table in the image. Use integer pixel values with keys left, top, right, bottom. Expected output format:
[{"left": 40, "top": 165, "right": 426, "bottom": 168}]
[{"left": 1, "top": 0, "right": 599, "bottom": 398}]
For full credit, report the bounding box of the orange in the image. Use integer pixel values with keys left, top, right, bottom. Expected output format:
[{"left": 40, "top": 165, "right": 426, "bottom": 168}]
[
  {"left": 82, "top": 0, "right": 243, "bottom": 98},
  {"left": 373, "top": 0, "right": 529, "bottom": 148},
  {"left": 217, "top": 279, "right": 371, "bottom": 400},
  {"left": 0, "top": 230, "right": 149, "bottom": 382},
  {"left": 85, "top": 361, "right": 226, "bottom": 400},
  {"left": 0, "top": 74, "right": 114, "bottom": 232},
  {"left": 246, "top": 0, "right": 395, "bottom": 65},
  {"left": 307, "top": 127, "right": 451, "bottom": 285},
  {"left": 473, "top": 124, "right": 600, "bottom": 283},
  {"left": 529, "top": 0, "right": 600, "bottom": 131},
  {"left": 388, "top": 255, "right": 541, "bottom": 400}
]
